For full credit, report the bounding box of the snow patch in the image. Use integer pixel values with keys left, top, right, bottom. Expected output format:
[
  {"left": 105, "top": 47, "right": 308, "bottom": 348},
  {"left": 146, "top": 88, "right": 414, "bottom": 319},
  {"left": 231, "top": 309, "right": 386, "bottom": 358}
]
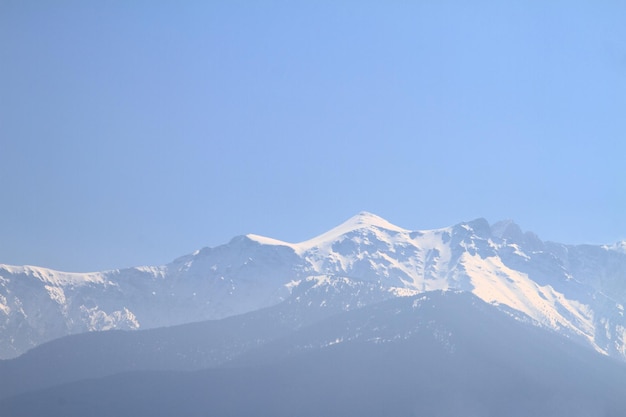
[
  {"left": 603, "top": 241, "right": 626, "bottom": 254},
  {"left": 389, "top": 287, "right": 420, "bottom": 297},
  {"left": 44, "top": 285, "right": 66, "bottom": 305},
  {"left": 0, "top": 294, "right": 9, "bottom": 315},
  {"left": 80, "top": 306, "right": 140, "bottom": 331},
  {"left": 462, "top": 253, "right": 596, "bottom": 344},
  {"left": 285, "top": 279, "right": 302, "bottom": 292}
]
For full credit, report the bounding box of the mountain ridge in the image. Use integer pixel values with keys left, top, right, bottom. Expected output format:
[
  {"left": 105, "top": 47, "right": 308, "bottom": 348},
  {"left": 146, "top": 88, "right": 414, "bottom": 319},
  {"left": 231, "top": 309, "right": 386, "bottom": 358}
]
[{"left": 1, "top": 213, "right": 626, "bottom": 360}]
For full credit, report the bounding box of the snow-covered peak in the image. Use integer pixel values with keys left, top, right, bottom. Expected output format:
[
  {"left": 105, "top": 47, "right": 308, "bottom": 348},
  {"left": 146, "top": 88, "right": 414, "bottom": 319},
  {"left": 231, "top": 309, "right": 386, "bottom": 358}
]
[
  {"left": 237, "top": 212, "right": 407, "bottom": 254},
  {"left": 295, "top": 212, "right": 406, "bottom": 251},
  {"left": 310, "top": 211, "right": 407, "bottom": 239},
  {"left": 337, "top": 211, "right": 406, "bottom": 233},
  {"left": 245, "top": 234, "right": 294, "bottom": 247},
  {"left": 0, "top": 264, "right": 106, "bottom": 286}
]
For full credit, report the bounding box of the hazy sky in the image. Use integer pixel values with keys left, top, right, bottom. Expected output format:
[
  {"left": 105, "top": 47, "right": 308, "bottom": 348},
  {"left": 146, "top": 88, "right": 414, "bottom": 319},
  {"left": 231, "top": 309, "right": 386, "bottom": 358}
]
[{"left": 1, "top": 1, "right": 625, "bottom": 272}]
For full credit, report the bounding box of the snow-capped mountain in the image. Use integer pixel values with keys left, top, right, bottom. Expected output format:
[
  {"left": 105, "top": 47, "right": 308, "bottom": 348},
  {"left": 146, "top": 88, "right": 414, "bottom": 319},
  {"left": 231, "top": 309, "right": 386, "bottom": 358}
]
[{"left": 2, "top": 211, "right": 626, "bottom": 360}]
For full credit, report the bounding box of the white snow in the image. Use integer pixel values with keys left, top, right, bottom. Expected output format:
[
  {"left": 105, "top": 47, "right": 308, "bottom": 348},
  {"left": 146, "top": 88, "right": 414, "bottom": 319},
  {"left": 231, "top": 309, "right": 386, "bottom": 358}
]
[
  {"left": 80, "top": 305, "right": 140, "bottom": 331},
  {"left": 295, "top": 211, "right": 407, "bottom": 252},
  {"left": 603, "top": 241, "right": 626, "bottom": 254},
  {"left": 0, "top": 294, "right": 9, "bottom": 315},
  {"left": 246, "top": 234, "right": 294, "bottom": 248},
  {"left": 44, "top": 285, "right": 67, "bottom": 305},
  {"left": 462, "top": 252, "right": 596, "bottom": 344},
  {"left": 0, "top": 264, "right": 106, "bottom": 286},
  {"left": 245, "top": 212, "right": 408, "bottom": 255},
  {"left": 389, "top": 287, "right": 420, "bottom": 297}
]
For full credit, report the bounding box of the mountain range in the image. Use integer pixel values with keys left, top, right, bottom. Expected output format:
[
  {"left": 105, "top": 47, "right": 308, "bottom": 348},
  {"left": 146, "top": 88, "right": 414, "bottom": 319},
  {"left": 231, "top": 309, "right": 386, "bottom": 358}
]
[
  {"left": 2, "top": 212, "right": 626, "bottom": 360},
  {"left": 3, "top": 212, "right": 626, "bottom": 415}
]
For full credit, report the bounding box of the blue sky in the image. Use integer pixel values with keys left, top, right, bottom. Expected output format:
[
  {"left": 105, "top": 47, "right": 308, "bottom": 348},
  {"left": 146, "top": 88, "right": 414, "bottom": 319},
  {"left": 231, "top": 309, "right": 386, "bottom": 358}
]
[{"left": 1, "top": 1, "right": 625, "bottom": 272}]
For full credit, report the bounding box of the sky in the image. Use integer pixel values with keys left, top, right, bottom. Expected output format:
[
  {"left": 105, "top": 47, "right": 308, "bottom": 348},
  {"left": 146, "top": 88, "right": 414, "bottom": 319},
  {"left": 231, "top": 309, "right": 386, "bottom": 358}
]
[{"left": 1, "top": 1, "right": 625, "bottom": 272}]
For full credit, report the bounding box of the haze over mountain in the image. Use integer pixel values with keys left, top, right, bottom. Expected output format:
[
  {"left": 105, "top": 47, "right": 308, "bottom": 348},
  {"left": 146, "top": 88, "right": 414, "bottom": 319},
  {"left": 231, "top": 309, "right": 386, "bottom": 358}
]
[
  {"left": 3, "top": 291, "right": 626, "bottom": 417},
  {"left": 2, "top": 212, "right": 626, "bottom": 361}
]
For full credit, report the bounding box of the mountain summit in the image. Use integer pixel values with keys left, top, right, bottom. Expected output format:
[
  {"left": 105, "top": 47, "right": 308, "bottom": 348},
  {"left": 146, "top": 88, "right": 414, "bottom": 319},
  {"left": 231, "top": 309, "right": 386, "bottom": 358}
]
[
  {"left": 246, "top": 211, "right": 406, "bottom": 252},
  {"left": 1, "top": 213, "right": 626, "bottom": 360},
  {"left": 315, "top": 211, "right": 408, "bottom": 234}
]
